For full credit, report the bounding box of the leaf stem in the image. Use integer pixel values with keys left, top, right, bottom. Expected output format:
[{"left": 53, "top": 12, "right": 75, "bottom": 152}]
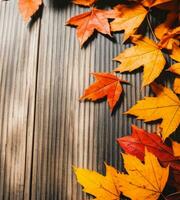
[{"left": 146, "top": 14, "right": 158, "bottom": 43}]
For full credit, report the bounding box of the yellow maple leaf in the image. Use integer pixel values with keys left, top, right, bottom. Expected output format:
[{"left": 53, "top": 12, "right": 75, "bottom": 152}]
[
  {"left": 126, "top": 83, "right": 180, "bottom": 139},
  {"left": 110, "top": 4, "right": 147, "bottom": 41},
  {"left": 74, "top": 164, "right": 121, "bottom": 200},
  {"left": 114, "top": 35, "right": 166, "bottom": 86},
  {"left": 119, "top": 149, "right": 169, "bottom": 200}
]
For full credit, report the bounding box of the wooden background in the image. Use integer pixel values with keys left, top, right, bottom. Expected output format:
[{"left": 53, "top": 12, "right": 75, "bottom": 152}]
[{"left": 0, "top": 1, "right": 168, "bottom": 199}]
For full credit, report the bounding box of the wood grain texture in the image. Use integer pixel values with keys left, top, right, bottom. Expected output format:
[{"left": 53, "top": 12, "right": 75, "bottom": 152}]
[
  {"left": 0, "top": 1, "right": 170, "bottom": 200},
  {"left": 0, "top": 1, "right": 40, "bottom": 200}
]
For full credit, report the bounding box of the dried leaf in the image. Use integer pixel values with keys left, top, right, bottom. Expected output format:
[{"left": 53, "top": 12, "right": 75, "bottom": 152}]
[
  {"left": 126, "top": 83, "right": 180, "bottom": 139},
  {"left": 74, "top": 164, "right": 121, "bottom": 200},
  {"left": 117, "top": 125, "right": 180, "bottom": 170},
  {"left": 81, "top": 73, "right": 127, "bottom": 112},
  {"left": 119, "top": 150, "right": 169, "bottom": 200},
  {"left": 110, "top": 4, "right": 147, "bottom": 41},
  {"left": 19, "top": 0, "right": 42, "bottom": 22},
  {"left": 67, "top": 8, "right": 119, "bottom": 47},
  {"left": 114, "top": 35, "right": 166, "bottom": 86}
]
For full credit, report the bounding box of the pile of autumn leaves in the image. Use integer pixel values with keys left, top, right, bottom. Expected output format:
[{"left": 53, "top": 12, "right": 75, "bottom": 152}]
[
  {"left": 68, "top": 0, "right": 180, "bottom": 199},
  {"left": 17, "top": 0, "right": 180, "bottom": 199}
]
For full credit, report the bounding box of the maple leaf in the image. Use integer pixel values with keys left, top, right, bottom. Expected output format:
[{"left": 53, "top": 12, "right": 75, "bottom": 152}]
[
  {"left": 126, "top": 83, "right": 180, "bottom": 139},
  {"left": 114, "top": 35, "right": 166, "bottom": 86},
  {"left": 66, "top": 8, "right": 119, "bottom": 47},
  {"left": 117, "top": 125, "right": 180, "bottom": 170},
  {"left": 74, "top": 164, "right": 121, "bottom": 200},
  {"left": 73, "top": 0, "right": 96, "bottom": 7},
  {"left": 80, "top": 73, "right": 127, "bottom": 112},
  {"left": 18, "top": 0, "right": 42, "bottom": 22},
  {"left": 119, "top": 149, "right": 169, "bottom": 200},
  {"left": 110, "top": 4, "right": 147, "bottom": 41}
]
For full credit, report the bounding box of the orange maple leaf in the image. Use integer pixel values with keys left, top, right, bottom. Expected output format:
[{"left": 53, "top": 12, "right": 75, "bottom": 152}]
[
  {"left": 80, "top": 73, "right": 127, "bottom": 112},
  {"left": 126, "top": 83, "right": 180, "bottom": 140},
  {"left": 114, "top": 35, "right": 166, "bottom": 86},
  {"left": 110, "top": 4, "right": 147, "bottom": 42},
  {"left": 73, "top": 0, "right": 96, "bottom": 7},
  {"left": 19, "top": 0, "right": 42, "bottom": 22},
  {"left": 66, "top": 8, "right": 119, "bottom": 47}
]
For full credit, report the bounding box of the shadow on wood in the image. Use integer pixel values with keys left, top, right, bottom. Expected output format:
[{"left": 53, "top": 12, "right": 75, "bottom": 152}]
[{"left": 50, "top": 0, "right": 71, "bottom": 9}]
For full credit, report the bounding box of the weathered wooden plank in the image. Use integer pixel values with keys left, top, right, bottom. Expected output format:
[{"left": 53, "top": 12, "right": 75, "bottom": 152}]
[
  {"left": 31, "top": 2, "right": 153, "bottom": 200},
  {"left": 0, "top": 1, "right": 40, "bottom": 200}
]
